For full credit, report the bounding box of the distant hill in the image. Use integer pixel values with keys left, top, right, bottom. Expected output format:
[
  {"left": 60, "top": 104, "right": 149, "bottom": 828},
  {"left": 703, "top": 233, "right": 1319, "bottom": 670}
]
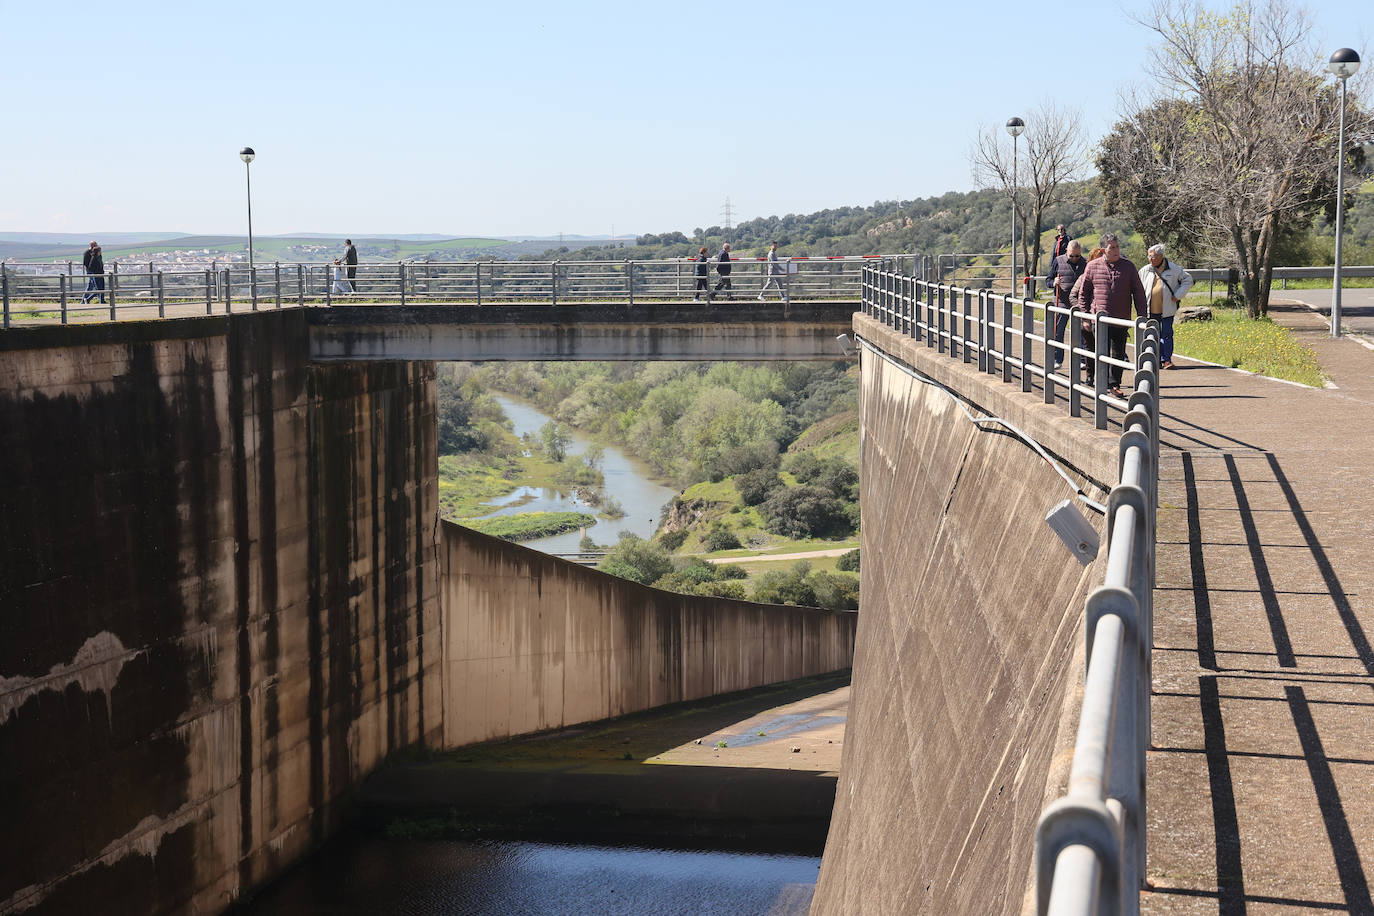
[{"left": 0, "top": 234, "right": 610, "bottom": 263}]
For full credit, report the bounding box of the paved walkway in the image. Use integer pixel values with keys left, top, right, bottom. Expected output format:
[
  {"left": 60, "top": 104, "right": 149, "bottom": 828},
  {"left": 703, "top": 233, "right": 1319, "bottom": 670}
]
[{"left": 1143, "top": 301, "right": 1374, "bottom": 912}]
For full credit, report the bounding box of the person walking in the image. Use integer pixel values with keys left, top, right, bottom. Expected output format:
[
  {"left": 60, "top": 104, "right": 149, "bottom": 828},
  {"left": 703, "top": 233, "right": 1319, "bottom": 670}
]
[
  {"left": 1079, "top": 233, "right": 1146, "bottom": 398},
  {"left": 693, "top": 246, "right": 711, "bottom": 301},
  {"left": 1138, "top": 243, "right": 1193, "bottom": 370},
  {"left": 1070, "top": 247, "right": 1105, "bottom": 385},
  {"left": 1043, "top": 239, "right": 1086, "bottom": 368},
  {"left": 758, "top": 242, "right": 784, "bottom": 300},
  {"left": 713, "top": 242, "right": 733, "bottom": 299},
  {"left": 1050, "top": 224, "right": 1070, "bottom": 262},
  {"left": 80, "top": 240, "right": 106, "bottom": 304},
  {"left": 342, "top": 238, "right": 358, "bottom": 292}
]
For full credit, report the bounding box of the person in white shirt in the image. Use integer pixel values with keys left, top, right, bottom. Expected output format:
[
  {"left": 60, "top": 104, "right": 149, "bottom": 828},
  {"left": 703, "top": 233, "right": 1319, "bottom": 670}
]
[
  {"left": 758, "top": 242, "right": 785, "bottom": 300},
  {"left": 1138, "top": 243, "right": 1194, "bottom": 370}
]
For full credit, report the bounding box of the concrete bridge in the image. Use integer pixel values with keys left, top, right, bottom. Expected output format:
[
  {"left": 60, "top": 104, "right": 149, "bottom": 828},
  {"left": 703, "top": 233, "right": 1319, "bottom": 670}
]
[{"left": 2, "top": 276, "right": 1370, "bottom": 914}]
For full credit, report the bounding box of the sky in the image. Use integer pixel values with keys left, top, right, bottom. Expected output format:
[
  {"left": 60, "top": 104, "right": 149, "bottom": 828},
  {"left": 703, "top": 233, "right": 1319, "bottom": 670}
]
[{"left": 1, "top": 0, "right": 1368, "bottom": 239}]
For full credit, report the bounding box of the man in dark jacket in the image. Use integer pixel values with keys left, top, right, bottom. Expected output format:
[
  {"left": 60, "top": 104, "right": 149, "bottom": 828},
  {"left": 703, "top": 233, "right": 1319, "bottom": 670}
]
[
  {"left": 1043, "top": 239, "right": 1086, "bottom": 367},
  {"left": 343, "top": 239, "right": 358, "bottom": 292},
  {"left": 1079, "top": 233, "right": 1147, "bottom": 397},
  {"left": 713, "top": 243, "right": 733, "bottom": 299},
  {"left": 1050, "top": 225, "right": 1070, "bottom": 262},
  {"left": 693, "top": 246, "right": 711, "bottom": 301},
  {"left": 81, "top": 240, "right": 106, "bottom": 304}
]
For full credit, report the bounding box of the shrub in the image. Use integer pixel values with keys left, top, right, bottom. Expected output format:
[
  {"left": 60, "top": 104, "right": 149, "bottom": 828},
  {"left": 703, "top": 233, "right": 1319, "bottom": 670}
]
[
  {"left": 597, "top": 533, "right": 673, "bottom": 585},
  {"left": 703, "top": 524, "right": 742, "bottom": 552},
  {"left": 657, "top": 528, "right": 689, "bottom": 551},
  {"left": 751, "top": 561, "right": 816, "bottom": 607},
  {"left": 836, "top": 549, "right": 860, "bottom": 572},
  {"left": 735, "top": 468, "right": 783, "bottom": 506},
  {"left": 810, "top": 571, "right": 860, "bottom": 610},
  {"left": 760, "top": 486, "right": 853, "bottom": 539}
]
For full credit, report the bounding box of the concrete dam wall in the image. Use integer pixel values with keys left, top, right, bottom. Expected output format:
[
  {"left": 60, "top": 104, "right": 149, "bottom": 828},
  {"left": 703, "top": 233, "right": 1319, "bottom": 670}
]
[
  {"left": 0, "top": 313, "right": 442, "bottom": 915},
  {"left": 440, "top": 521, "right": 857, "bottom": 746},
  {"left": 0, "top": 310, "right": 860, "bottom": 916},
  {"left": 813, "top": 315, "right": 1120, "bottom": 914}
]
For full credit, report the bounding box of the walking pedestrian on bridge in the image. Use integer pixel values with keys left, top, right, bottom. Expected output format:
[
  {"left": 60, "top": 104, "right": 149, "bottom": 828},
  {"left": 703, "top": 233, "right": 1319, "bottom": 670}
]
[
  {"left": 758, "top": 241, "right": 784, "bottom": 300},
  {"left": 81, "top": 240, "right": 105, "bottom": 305},
  {"left": 714, "top": 243, "right": 733, "bottom": 299},
  {"left": 693, "top": 246, "right": 711, "bottom": 301}
]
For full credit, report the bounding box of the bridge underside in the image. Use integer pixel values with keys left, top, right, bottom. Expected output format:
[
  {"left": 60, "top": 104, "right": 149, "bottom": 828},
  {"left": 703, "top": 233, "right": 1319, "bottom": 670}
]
[{"left": 307, "top": 302, "right": 859, "bottom": 361}]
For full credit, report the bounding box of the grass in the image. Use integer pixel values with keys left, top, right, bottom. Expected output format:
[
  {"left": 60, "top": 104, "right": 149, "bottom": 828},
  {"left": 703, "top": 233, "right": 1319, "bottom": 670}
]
[
  {"left": 465, "top": 511, "right": 596, "bottom": 542},
  {"left": 1174, "top": 303, "right": 1324, "bottom": 387}
]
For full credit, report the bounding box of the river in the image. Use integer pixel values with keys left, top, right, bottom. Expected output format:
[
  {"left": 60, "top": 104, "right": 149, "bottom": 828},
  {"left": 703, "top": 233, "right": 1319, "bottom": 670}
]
[{"left": 472, "top": 394, "right": 679, "bottom": 554}]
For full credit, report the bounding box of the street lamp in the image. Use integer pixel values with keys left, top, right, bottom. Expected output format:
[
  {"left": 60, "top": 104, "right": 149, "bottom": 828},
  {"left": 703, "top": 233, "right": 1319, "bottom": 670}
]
[
  {"left": 1328, "top": 49, "right": 1361, "bottom": 338},
  {"left": 1006, "top": 117, "right": 1025, "bottom": 297},
  {"left": 239, "top": 146, "right": 256, "bottom": 275}
]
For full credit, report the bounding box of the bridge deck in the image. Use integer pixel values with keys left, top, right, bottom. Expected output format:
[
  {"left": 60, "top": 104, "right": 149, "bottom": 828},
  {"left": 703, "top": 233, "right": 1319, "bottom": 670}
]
[{"left": 1139, "top": 303, "right": 1374, "bottom": 912}]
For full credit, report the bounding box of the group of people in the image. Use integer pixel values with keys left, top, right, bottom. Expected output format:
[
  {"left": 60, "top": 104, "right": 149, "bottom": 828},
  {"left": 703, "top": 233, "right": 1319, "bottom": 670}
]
[
  {"left": 693, "top": 241, "right": 786, "bottom": 302},
  {"left": 1044, "top": 225, "right": 1193, "bottom": 398}
]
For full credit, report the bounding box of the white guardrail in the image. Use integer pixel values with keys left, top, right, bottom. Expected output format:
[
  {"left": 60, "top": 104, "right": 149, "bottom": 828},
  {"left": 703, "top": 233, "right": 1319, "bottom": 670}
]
[{"left": 861, "top": 264, "right": 1159, "bottom": 915}]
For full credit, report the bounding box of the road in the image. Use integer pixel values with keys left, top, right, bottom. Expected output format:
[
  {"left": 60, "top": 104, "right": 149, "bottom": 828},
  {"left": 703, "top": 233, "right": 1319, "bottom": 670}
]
[{"left": 1271, "top": 287, "right": 1374, "bottom": 337}]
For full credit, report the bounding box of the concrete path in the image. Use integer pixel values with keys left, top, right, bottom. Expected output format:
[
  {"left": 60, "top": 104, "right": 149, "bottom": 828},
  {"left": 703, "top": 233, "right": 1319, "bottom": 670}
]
[
  {"left": 1267, "top": 287, "right": 1374, "bottom": 339},
  {"left": 1143, "top": 301, "right": 1374, "bottom": 912}
]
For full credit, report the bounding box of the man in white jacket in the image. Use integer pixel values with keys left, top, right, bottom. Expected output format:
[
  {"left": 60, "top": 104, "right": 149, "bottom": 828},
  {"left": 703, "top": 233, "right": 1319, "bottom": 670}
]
[{"left": 1139, "top": 243, "right": 1194, "bottom": 370}]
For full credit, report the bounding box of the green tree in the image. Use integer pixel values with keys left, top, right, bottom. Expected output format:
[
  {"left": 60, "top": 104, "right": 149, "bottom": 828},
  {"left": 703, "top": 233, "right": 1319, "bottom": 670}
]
[
  {"left": 1098, "top": 0, "right": 1374, "bottom": 316},
  {"left": 752, "top": 562, "right": 818, "bottom": 607},
  {"left": 539, "top": 420, "right": 572, "bottom": 462},
  {"left": 597, "top": 533, "right": 674, "bottom": 585}
]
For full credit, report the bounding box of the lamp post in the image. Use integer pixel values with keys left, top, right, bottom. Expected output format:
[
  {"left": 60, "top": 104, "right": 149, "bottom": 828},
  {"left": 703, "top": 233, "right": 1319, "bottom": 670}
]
[
  {"left": 1328, "top": 49, "right": 1361, "bottom": 338},
  {"left": 1006, "top": 117, "right": 1025, "bottom": 297},
  {"left": 239, "top": 147, "right": 256, "bottom": 276}
]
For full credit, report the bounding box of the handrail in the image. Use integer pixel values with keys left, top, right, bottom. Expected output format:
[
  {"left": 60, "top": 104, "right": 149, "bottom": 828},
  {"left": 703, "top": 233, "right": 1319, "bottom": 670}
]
[
  {"left": 859, "top": 263, "right": 1159, "bottom": 915},
  {"left": 0, "top": 254, "right": 916, "bottom": 327}
]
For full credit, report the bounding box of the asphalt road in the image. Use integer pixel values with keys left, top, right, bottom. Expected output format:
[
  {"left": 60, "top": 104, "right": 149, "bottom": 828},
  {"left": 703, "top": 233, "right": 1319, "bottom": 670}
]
[{"left": 1271, "top": 287, "right": 1374, "bottom": 336}]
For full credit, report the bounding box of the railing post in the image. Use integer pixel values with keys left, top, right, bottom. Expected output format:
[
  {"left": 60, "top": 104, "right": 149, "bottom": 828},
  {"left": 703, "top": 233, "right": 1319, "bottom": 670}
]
[
  {"left": 1069, "top": 309, "right": 1082, "bottom": 418},
  {"left": 250, "top": 266, "right": 259, "bottom": 311},
  {"left": 1, "top": 265, "right": 9, "bottom": 328},
  {"left": 148, "top": 261, "right": 154, "bottom": 301},
  {"left": 626, "top": 259, "right": 634, "bottom": 306},
  {"left": 551, "top": 260, "right": 559, "bottom": 306},
  {"left": 399, "top": 262, "right": 407, "bottom": 306},
  {"left": 962, "top": 288, "right": 973, "bottom": 364},
  {"left": 205, "top": 269, "right": 213, "bottom": 314},
  {"left": 224, "top": 268, "right": 232, "bottom": 313},
  {"left": 109, "top": 262, "right": 118, "bottom": 320},
  {"left": 59, "top": 273, "right": 68, "bottom": 325},
  {"left": 1094, "top": 314, "right": 1107, "bottom": 430},
  {"left": 157, "top": 271, "right": 165, "bottom": 318},
  {"left": 977, "top": 288, "right": 989, "bottom": 373},
  {"left": 297, "top": 263, "right": 305, "bottom": 308},
  {"left": 274, "top": 261, "right": 282, "bottom": 308},
  {"left": 475, "top": 261, "right": 483, "bottom": 306},
  {"left": 1022, "top": 293, "right": 1033, "bottom": 393},
  {"left": 1002, "top": 294, "right": 1013, "bottom": 383}
]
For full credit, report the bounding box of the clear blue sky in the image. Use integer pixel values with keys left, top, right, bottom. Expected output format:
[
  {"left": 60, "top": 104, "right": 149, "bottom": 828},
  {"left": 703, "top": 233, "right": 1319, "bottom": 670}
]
[{"left": 1, "top": 0, "right": 1367, "bottom": 238}]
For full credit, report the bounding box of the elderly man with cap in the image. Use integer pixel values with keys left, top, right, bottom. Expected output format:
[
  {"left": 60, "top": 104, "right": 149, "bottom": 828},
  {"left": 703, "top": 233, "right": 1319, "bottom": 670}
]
[{"left": 1138, "top": 242, "right": 1194, "bottom": 370}]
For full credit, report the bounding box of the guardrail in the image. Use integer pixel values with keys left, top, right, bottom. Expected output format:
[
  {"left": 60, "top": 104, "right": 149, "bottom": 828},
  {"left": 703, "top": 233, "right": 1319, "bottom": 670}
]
[
  {"left": 860, "top": 264, "right": 1159, "bottom": 914},
  {"left": 863, "top": 263, "right": 1156, "bottom": 430},
  {"left": 0, "top": 255, "right": 916, "bottom": 328}
]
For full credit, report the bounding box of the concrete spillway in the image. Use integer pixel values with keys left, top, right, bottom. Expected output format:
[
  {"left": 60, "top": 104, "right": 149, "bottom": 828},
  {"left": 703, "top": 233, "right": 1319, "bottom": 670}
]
[{"left": 812, "top": 315, "right": 1120, "bottom": 914}]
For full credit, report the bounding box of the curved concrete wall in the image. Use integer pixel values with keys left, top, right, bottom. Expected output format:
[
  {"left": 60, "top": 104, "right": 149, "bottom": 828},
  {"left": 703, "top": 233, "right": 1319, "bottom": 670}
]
[
  {"left": 440, "top": 522, "right": 857, "bottom": 747},
  {"left": 813, "top": 316, "right": 1118, "bottom": 914},
  {"left": 0, "top": 313, "right": 441, "bottom": 915}
]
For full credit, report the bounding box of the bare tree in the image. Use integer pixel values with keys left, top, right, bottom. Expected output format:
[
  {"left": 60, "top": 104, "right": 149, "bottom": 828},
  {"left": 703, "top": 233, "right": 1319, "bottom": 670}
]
[
  {"left": 1100, "top": 0, "right": 1373, "bottom": 317},
  {"left": 971, "top": 100, "right": 1087, "bottom": 284}
]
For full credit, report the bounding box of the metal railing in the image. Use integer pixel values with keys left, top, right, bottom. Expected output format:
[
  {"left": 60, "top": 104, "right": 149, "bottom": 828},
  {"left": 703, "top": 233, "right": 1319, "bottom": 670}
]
[
  {"left": 859, "top": 263, "right": 1159, "bottom": 914},
  {"left": 862, "top": 263, "right": 1156, "bottom": 430},
  {"left": 0, "top": 255, "right": 915, "bottom": 327}
]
